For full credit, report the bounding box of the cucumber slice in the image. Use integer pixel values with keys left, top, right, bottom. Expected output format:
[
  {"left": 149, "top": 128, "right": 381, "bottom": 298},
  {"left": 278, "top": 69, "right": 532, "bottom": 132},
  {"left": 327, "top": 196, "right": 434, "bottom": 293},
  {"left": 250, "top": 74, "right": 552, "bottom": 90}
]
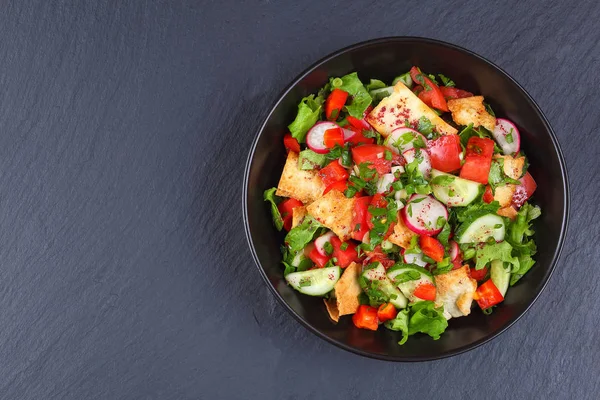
[
  {"left": 458, "top": 214, "right": 505, "bottom": 244},
  {"left": 490, "top": 259, "right": 510, "bottom": 297},
  {"left": 387, "top": 264, "right": 434, "bottom": 302},
  {"left": 285, "top": 266, "right": 341, "bottom": 296},
  {"left": 362, "top": 263, "right": 408, "bottom": 309},
  {"left": 392, "top": 72, "right": 412, "bottom": 88},
  {"left": 369, "top": 86, "right": 394, "bottom": 103},
  {"left": 430, "top": 169, "right": 482, "bottom": 207}
]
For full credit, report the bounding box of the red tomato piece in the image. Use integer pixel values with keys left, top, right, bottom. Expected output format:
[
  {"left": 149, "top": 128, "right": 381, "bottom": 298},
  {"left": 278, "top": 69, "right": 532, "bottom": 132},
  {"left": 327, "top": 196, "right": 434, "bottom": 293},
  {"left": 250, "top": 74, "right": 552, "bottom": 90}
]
[
  {"left": 365, "top": 194, "right": 388, "bottom": 230},
  {"left": 325, "top": 89, "right": 348, "bottom": 120},
  {"left": 413, "top": 283, "right": 437, "bottom": 301},
  {"left": 319, "top": 160, "right": 349, "bottom": 187},
  {"left": 352, "top": 305, "right": 379, "bottom": 331},
  {"left": 277, "top": 198, "right": 303, "bottom": 220},
  {"left": 377, "top": 303, "right": 398, "bottom": 322},
  {"left": 419, "top": 235, "right": 445, "bottom": 262},
  {"left": 330, "top": 236, "right": 359, "bottom": 268},
  {"left": 307, "top": 244, "right": 330, "bottom": 268},
  {"left": 412, "top": 85, "right": 424, "bottom": 96},
  {"left": 469, "top": 266, "right": 489, "bottom": 281},
  {"left": 482, "top": 185, "right": 494, "bottom": 203},
  {"left": 427, "top": 134, "right": 462, "bottom": 172},
  {"left": 440, "top": 86, "right": 473, "bottom": 100},
  {"left": 323, "top": 179, "right": 348, "bottom": 195},
  {"left": 352, "top": 144, "right": 393, "bottom": 175},
  {"left": 460, "top": 137, "right": 496, "bottom": 184},
  {"left": 475, "top": 279, "right": 504, "bottom": 309},
  {"left": 283, "top": 133, "right": 301, "bottom": 153},
  {"left": 410, "top": 66, "right": 448, "bottom": 112},
  {"left": 282, "top": 216, "right": 293, "bottom": 231},
  {"left": 351, "top": 196, "right": 372, "bottom": 241},
  {"left": 323, "top": 127, "right": 344, "bottom": 149},
  {"left": 365, "top": 246, "right": 396, "bottom": 269},
  {"left": 512, "top": 172, "right": 537, "bottom": 208},
  {"left": 347, "top": 115, "right": 372, "bottom": 131}
]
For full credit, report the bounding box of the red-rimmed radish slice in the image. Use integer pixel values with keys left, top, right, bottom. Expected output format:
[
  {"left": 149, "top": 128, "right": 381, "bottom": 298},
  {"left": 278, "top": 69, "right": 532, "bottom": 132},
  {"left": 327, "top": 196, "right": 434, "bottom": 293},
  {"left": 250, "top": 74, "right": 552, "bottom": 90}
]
[
  {"left": 314, "top": 231, "right": 336, "bottom": 256},
  {"left": 342, "top": 128, "right": 357, "bottom": 142},
  {"left": 306, "top": 122, "right": 339, "bottom": 154},
  {"left": 401, "top": 194, "right": 448, "bottom": 235},
  {"left": 402, "top": 148, "right": 432, "bottom": 178},
  {"left": 402, "top": 249, "right": 429, "bottom": 268},
  {"left": 376, "top": 173, "right": 396, "bottom": 194},
  {"left": 384, "top": 128, "right": 427, "bottom": 154},
  {"left": 449, "top": 240, "right": 460, "bottom": 261},
  {"left": 493, "top": 118, "right": 520, "bottom": 155}
]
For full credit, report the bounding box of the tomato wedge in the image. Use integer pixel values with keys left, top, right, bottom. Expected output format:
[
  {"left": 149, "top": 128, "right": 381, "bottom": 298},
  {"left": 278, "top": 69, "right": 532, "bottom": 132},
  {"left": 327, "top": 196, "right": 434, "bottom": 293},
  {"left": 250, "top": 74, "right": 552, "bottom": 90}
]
[
  {"left": 377, "top": 303, "right": 398, "bottom": 322},
  {"left": 330, "top": 236, "right": 359, "bottom": 268},
  {"left": 414, "top": 283, "right": 437, "bottom": 301},
  {"left": 470, "top": 266, "right": 489, "bottom": 281},
  {"left": 319, "top": 160, "right": 349, "bottom": 187},
  {"left": 283, "top": 133, "right": 301, "bottom": 153},
  {"left": 459, "top": 137, "right": 495, "bottom": 184},
  {"left": 475, "top": 279, "right": 504, "bottom": 309},
  {"left": 352, "top": 305, "right": 379, "bottom": 331},
  {"left": 410, "top": 66, "right": 448, "bottom": 112},
  {"left": 325, "top": 89, "right": 348, "bottom": 120},
  {"left": 419, "top": 235, "right": 445, "bottom": 262},
  {"left": 482, "top": 185, "right": 494, "bottom": 203},
  {"left": 323, "top": 179, "right": 348, "bottom": 195},
  {"left": 352, "top": 144, "right": 396, "bottom": 175},
  {"left": 307, "top": 243, "right": 330, "bottom": 268},
  {"left": 344, "top": 126, "right": 376, "bottom": 146},
  {"left": 351, "top": 196, "right": 372, "bottom": 241},
  {"left": 277, "top": 198, "right": 303, "bottom": 220},
  {"left": 323, "top": 127, "right": 344, "bottom": 149},
  {"left": 347, "top": 115, "right": 372, "bottom": 131},
  {"left": 427, "top": 134, "right": 462, "bottom": 172},
  {"left": 440, "top": 86, "right": 473, "bottom": 100}
]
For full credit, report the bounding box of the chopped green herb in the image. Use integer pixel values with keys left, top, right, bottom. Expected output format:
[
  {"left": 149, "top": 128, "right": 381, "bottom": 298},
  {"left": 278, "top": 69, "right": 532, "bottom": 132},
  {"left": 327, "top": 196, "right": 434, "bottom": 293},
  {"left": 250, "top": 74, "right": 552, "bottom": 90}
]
[
  {"left": 438, "top": 74, "right": 455, "bottom": 87},
  {"left": 340, "top": 242, "right": 349, "bottom": 251},
  {"left": 323, "top": 241, "right": 333, "bottom": 255},
  {"left": 263, "top": 187, "right": 283, "bottom": 231}
]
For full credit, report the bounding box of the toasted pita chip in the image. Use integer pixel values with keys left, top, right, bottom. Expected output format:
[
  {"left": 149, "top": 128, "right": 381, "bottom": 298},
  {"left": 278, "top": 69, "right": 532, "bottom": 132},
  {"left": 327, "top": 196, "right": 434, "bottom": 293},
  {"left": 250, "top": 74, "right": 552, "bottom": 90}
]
[
  {"left": 276, "top": 151, "right": 325, "bottom": 204},
  {"left": 494, "top": 154, "right": 525, "bottom": 180},
  {"left": 306, "top": 190, "right": 355, "bottom": 241},
  {"left": 366, "top": 81, "right": 457, "bottom": 137},
  {"left": 324, "top": 262, "right": 362, "bottom": 322},
  {"left": 498, "top": 206, "right": 518, "bottom": 220},
  {"left": 447, "top": 96, "right": 496, "bottom": 132},
  {"left": 434, "top": 265, "right": 477, "bottom": 320},
  {"left": 292, "top": 206, "right": 307, "bottom": 228},
  {"left": 494, "top": 185, "right": 517, "bottom": 207},
  {"left": 387, "top": 212, "right": 417, "bottom": 249}
]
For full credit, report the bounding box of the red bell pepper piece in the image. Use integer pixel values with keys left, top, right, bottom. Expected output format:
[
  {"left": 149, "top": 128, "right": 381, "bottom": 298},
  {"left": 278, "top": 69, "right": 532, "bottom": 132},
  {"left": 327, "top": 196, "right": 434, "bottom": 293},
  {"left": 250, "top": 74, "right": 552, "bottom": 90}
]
[
  {"left": 459, "top": 137, "right": 495, "bottom": 184},
  {"left": 475, "top": 279, "right": 504, "bottom": 309},
  {"left": 352, "top": 305, "right": 379, "bottom": 330},
  {"left": 413, "top": 283, "right": 437, "bottom": 301},
  {"left": 346, "top": 115, "right": 372, "bottom": 131},
  {"left": 419, "top": 235, "right": 445, "bottom": 262},
  {"left": 410, "top": 66, "right": 449, "bottom": 112},
  {"left": 427, "top": 134, "right": 462, "bottom": 172},
  {"left": 377, "top": 303, "right": 398, "bottom": 322},
  {"left": 325, "top": 89, "right": 348, "bottom": 120},
  {"left": 283, "top": 133, "right": 301, "bottom": 153},
  {"left": 319, "top": 160, "right": 349, "bottom": 187},
  {"left": 323, "top": 127, "right": 345, "bottom": 149},
  {"left": 330, "top": 236, "right": 359, "bottom": 268}
]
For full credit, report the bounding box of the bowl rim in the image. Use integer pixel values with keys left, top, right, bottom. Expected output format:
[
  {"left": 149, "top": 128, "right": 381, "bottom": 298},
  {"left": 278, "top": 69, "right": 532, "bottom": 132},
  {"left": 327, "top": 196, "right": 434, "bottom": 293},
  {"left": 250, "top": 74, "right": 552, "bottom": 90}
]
[{"left": 242, "top": 36, "right": 570, "bottom": 362}]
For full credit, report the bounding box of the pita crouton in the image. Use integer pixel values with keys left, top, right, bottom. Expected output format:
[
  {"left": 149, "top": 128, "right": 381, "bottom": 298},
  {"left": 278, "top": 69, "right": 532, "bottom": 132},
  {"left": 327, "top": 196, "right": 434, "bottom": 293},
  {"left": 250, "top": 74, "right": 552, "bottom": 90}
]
[
  {"left": 494, "top": 185, "right": 517, "bottom": 207},
  {"left": 434, "top": 265, "right": 477, "bottom": 320},
  {"left": 494, "top": 154, "right": 525, "bottom": 180},
  {"left": 324, "top": 262, "right": 362, "bottom": 322},
  {"left": 306, "top": 190, "right": 355, "bottom": 241},
  {"left": 276, "top": 151, "right": 325, "bottom": 204},
  {"left": 365, "top": 81, "right": 457, "bottom": 137},
  {"left": 447, "top": 96, "right": 496, "bottom": 132},
  {"left": 292, "top": 206, "right": 307, "bottom": 228},
  {"left": 387, "top": 212, "right": 417, "bottom": 249},
  {"left": 498, "top": 206, "right": 518, "bottom": 220}
]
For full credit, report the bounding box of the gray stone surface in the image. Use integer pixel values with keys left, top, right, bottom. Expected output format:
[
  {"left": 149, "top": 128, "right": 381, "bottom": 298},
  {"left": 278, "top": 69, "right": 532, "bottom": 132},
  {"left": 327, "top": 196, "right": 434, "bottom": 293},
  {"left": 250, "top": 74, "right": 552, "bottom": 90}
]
[{"left": 0, "top": 0, "right": 597, "bottom": 399}]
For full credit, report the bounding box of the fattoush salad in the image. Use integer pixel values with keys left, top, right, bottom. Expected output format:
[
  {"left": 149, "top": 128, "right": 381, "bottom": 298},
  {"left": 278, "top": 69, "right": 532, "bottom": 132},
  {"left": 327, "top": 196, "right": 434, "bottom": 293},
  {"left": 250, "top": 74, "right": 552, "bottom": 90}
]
[{"left": 263, "top": 67, "right": 540, "bottom": 344}]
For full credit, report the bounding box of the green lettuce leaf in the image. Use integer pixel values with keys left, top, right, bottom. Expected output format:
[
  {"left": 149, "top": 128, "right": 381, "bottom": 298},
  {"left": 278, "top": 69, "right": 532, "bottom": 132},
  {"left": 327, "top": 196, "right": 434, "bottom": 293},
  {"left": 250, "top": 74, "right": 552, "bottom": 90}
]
[
  {"left": 365, "top": 78, "right": 387, "bottom": 91},
  {"left": 474, "top": 241, "right": 519, "bottom": 271},
  {"left": 285, "top": 215, "right": 323, "bottom": 252},
  {"left": 384, "top": 309, "right": 409, "bottom": 344},
  {"left": 408, "top": 301, "right": 448, "bottom": 340},
  {"left": 288, "top": 94, "right": 324, "bottom": 143},
  {"left": 298, "top": 149, "right": 327, "bottom": 170},
  {"left": 330, "top": 72, "right": 372, "bottom": 118},
  {"left": 263, "top": 188, "right": 283, "bottom": 231},
  {"left": 454, "top": 201, "right": 500, "bottom": 240},
  {"left": 506, "top": 203, "right": 541, "bottom": 284}
]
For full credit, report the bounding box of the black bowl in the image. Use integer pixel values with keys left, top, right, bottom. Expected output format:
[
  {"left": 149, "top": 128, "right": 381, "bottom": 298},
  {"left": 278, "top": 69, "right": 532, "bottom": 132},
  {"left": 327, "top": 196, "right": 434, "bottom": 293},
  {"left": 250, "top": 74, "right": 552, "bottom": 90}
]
[{"left": 243, "top": 37, "right": 569, "bottom": 361}]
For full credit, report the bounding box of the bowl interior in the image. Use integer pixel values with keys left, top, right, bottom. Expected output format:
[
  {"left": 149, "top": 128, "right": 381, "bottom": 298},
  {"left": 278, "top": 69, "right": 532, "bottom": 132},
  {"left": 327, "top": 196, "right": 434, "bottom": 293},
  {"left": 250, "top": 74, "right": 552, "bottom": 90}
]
[{"left": 244, "top": 38, "right": 568, "bottom": 361}]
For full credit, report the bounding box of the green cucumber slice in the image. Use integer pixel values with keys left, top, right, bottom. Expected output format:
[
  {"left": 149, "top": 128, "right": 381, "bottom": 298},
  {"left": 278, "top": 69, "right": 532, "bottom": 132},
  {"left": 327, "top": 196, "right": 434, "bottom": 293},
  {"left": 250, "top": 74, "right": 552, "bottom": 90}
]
[
  {"left": 430, "top": 169, "right": 482, "bottom": 207},
  {"left": 490, "top": 259, "right": 510, "bottom": 297},
  {"left": 458, "top": 214, "right": 505, "bottom": 244},
  {"left": 285, "top": 266, "right": 341, "bottom": 296},
  {"left": 387, "top": 264, "right": 434, "bottom": 302},
  {"left": 362, "top": 263, "right": 408, "bottom": 309}
]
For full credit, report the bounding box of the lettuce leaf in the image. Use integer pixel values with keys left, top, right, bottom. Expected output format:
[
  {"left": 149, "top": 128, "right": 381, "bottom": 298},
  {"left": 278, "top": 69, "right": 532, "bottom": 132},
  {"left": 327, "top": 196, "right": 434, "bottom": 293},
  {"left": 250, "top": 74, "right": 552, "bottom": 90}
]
[
  {"left": 506, "top": 203, "right": 541, "bottom": 284},
  {"left": 288, "top": 94, "right": 324, "bottom": 143},
  {"left": 298, "top": 149, "right": 327, "bottom": 170},
  {"left": 330, "top": 72, "right": 372, "bottom": 118},
  {"left": 385, "top": 309, "right": 409, "bottom": 344},
  {"left": 474, "top": 241, "right": 519, "bottom": 271},
  {"left": 365, "top": 78, "right": 387, "bottom": 91},
  {"left": 284, "top": 215, "right": 323, "bottom": 252},
  {"left": 385, "top": 301, "right": 448, "bottom": 344},
  {"left": 263, "top": 188, "right": 283, "bottom": 231}
]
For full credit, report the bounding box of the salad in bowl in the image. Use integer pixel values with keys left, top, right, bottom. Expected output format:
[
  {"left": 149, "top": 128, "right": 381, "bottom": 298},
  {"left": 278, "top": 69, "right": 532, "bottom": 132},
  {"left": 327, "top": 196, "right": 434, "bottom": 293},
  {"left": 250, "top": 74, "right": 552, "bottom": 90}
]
[{"left": 263, "top": 66, "right": 540, "bottom": 345}]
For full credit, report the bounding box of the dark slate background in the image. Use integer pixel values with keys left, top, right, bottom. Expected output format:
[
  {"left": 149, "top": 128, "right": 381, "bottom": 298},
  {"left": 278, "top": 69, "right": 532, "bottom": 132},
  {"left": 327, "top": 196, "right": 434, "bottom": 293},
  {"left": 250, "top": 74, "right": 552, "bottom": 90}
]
[{"left": 0, "top": 1, "right": 597, "bottom": 399}]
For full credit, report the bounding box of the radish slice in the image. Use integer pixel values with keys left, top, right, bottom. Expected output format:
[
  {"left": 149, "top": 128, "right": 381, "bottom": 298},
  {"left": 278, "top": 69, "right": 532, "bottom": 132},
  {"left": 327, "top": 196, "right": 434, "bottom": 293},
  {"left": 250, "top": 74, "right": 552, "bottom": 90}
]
[
  {"left": 391, "top": 165, "right": 405, "bottom": 175},
  {"left": 314, "top": 231, "right": 336, "bottom": 256},
  {"left": 403, "top": 250, "right": 429, "bottom": 268},
  {"left": 401, "top": 194, "right": 448, "bottom": 235},
  {"left": 385, "top": 128, "right": 427, "bottom": 154},
  {"left": 449, "top": 240, "right": 460, "bottom": 261},
  {"left": 342, "top": 128, "right": 357, "bottom": 142},
  {"left": 306, "top": 122, "right": 339, "bottom": 154},
  {"left": 376, "top": 173, "right": 396, "bottom": 194},
  {"left": 493, "top": 118, "right": 521, "bottom": 155},
  {"left": 403, "top": 148, "right": 432, "bottom": 178}
]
